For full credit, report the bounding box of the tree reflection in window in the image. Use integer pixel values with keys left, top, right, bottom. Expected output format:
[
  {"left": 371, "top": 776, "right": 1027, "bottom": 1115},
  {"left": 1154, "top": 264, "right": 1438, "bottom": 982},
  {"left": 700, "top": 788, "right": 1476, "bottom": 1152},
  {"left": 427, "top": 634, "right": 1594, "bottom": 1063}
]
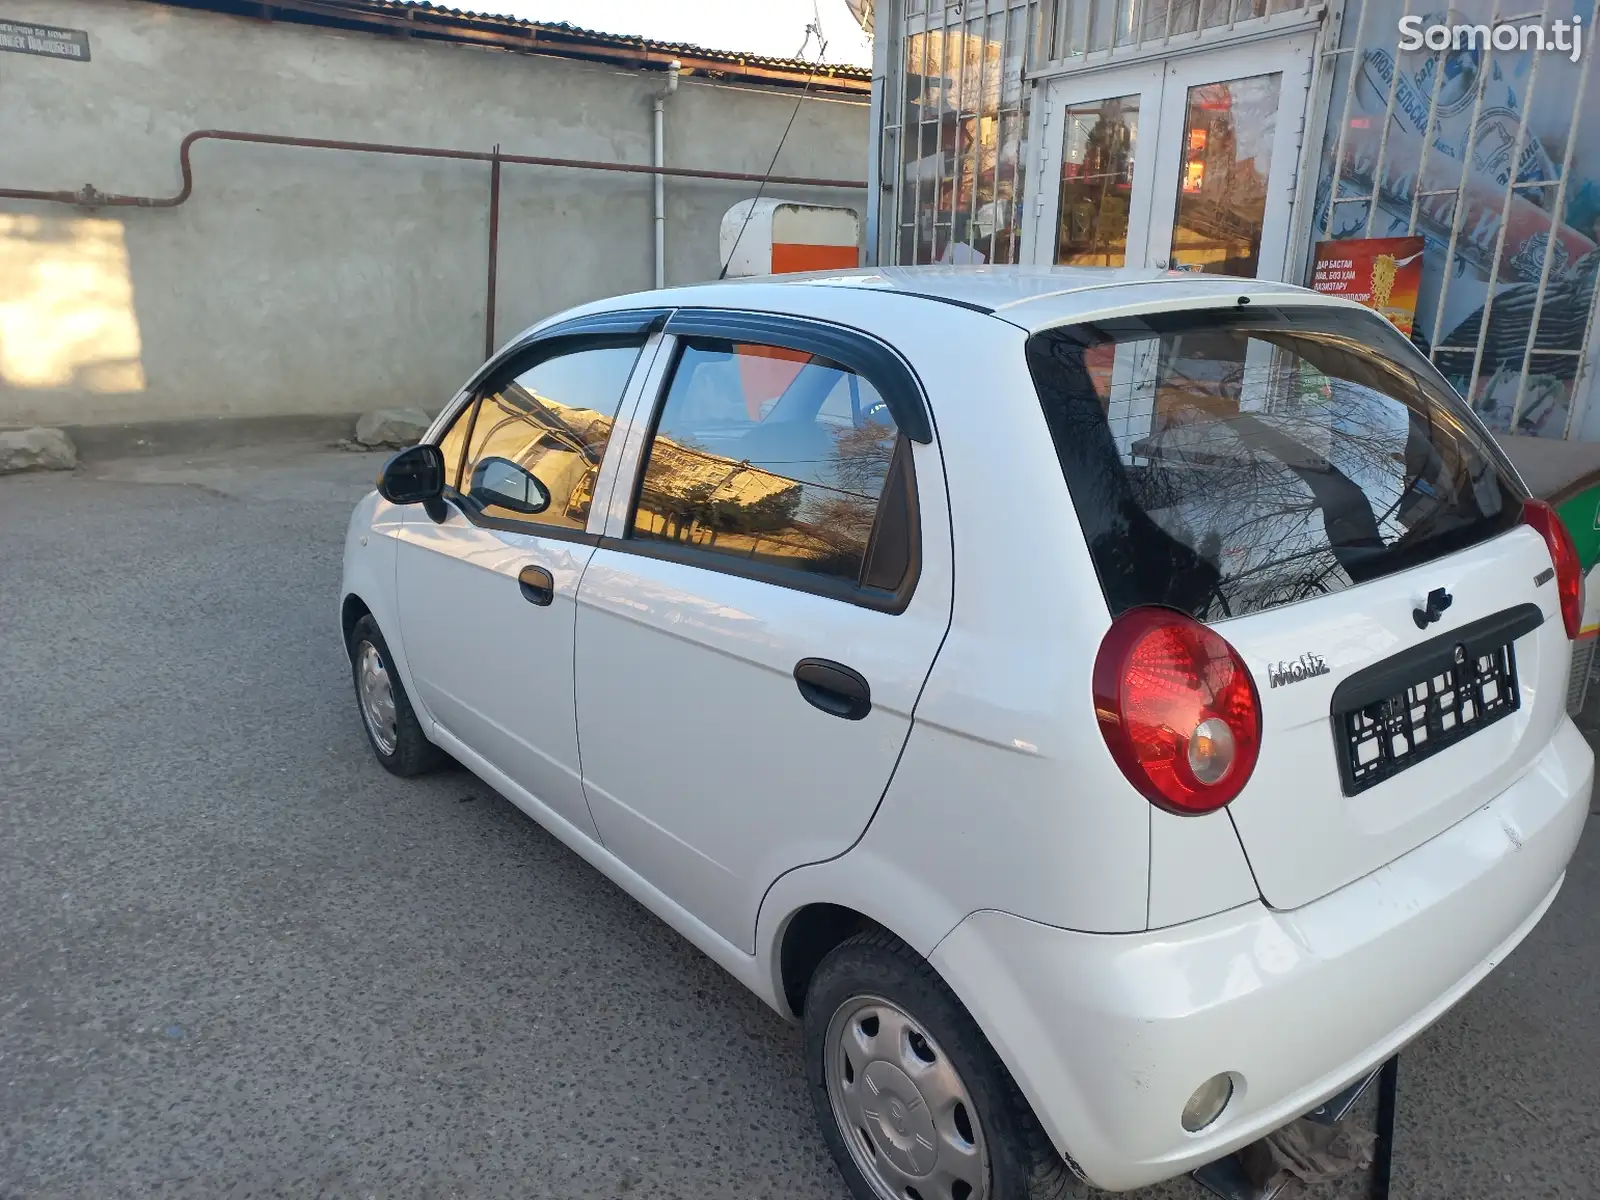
[
  {"left": 631, "top": 342, "right": 901, "bottom": 584},
  {"left": 457, "top": 343, "right": 642, "bottom": 530},
  {"left": 1028, "top": 309, "right": 1521, "bottom": 621}
]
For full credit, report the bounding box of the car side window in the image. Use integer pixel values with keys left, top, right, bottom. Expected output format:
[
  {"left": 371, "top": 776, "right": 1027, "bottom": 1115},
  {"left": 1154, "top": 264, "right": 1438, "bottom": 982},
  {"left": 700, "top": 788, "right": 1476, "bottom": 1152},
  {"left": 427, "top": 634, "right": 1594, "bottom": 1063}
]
[
  {"left": 449, "top": 341, "right": 643, "bottom": 533},
  {"left": 628, "top": 339, "right": 909, "bottom": 592}
]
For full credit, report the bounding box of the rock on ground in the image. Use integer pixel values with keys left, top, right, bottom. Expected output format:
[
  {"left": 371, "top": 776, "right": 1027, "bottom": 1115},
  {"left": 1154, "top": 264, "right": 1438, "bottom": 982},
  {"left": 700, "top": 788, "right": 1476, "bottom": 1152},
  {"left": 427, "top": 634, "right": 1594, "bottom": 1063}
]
[
  {"left": 354, "top": 408, "right": 432, "bottom": 449},
  {"left": 0, "top": 427, "right": 78, "bottom": 475}
]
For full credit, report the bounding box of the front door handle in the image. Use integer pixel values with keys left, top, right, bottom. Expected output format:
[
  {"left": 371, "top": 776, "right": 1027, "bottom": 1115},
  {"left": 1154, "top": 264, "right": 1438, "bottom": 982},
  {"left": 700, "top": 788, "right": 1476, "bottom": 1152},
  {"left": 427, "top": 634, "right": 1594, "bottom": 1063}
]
[
  {"left": 794, "top": 658, "right": 872, "bottom": 721},
  {"left": 518, "top": 564, "right": 554, "bottom": 606}
]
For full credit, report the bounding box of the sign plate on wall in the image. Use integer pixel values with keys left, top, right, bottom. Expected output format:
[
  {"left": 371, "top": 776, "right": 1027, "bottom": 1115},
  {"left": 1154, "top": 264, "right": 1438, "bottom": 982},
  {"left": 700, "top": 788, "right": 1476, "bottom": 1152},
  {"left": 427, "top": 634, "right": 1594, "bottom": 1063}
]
[
  {"left": 1310, "top": 236, "right": 1424, "bottom": 337},
  {"left": 0, "top": 19, "right": 90, "bottom": 61}
]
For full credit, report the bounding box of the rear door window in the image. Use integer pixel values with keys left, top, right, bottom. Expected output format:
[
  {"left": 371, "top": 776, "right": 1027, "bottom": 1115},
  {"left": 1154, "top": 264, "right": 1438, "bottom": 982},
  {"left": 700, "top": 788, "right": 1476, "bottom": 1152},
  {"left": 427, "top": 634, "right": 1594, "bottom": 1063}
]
[
  {"left": 627, "top": 339, "right": 912, "bottom": 598},
  {"left": 1026, "top": 305, "right": 1525, "bottom": 621}
]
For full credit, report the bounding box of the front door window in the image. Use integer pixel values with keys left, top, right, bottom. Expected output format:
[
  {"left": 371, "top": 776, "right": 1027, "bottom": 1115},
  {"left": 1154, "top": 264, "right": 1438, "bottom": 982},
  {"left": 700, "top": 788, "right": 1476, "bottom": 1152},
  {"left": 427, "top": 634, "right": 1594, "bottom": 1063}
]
[
  {"left": 455, "top": 344, "right": 640, "bottom": 532},
  {"left": 1165, "top": 72, "right": 1283, "bottom": 276}
]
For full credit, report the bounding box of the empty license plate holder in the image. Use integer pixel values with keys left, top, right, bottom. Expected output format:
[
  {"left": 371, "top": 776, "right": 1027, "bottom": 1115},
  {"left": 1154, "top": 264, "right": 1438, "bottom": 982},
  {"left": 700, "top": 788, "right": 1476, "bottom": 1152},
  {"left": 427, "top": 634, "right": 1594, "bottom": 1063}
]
[{"left": 1329, "top": 604, "right": 1543, "bottom": 796}]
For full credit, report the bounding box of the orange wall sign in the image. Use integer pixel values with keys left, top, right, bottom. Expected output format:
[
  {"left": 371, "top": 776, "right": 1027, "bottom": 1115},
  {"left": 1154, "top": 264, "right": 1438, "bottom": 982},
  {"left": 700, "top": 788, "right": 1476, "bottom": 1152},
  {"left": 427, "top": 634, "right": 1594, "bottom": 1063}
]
[
  {"left": 1310, "top": 236, "right": 1424, "bottom": 336},
  {"left": 770, "top": 242, "right": 859, "bottom": 275}
]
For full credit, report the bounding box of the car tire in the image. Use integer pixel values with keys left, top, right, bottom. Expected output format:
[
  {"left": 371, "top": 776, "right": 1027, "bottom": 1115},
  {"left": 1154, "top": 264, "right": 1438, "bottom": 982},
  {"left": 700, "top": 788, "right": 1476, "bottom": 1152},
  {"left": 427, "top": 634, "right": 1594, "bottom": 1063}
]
[
  {"left": 347, "top": 614, "right": 444, "bottom": 777},
  {"left": 804, "top": 929, "right": 1078, "bottom": 1200}
]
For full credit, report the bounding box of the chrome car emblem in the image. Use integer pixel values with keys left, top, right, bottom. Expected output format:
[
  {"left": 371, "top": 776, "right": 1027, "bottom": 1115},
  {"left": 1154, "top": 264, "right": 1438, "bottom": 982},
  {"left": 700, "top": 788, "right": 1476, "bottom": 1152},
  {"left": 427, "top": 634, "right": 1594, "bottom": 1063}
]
[{"left": 1267, "top": 653, "right": 1330, "bottom": 688}]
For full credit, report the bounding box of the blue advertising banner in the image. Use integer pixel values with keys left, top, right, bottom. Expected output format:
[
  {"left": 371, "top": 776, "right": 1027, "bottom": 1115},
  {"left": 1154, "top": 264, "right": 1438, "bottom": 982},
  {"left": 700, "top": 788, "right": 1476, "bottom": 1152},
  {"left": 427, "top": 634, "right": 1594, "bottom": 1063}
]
[{"left": 1312, "top": 0, "right": 1598, "bottom": 438}]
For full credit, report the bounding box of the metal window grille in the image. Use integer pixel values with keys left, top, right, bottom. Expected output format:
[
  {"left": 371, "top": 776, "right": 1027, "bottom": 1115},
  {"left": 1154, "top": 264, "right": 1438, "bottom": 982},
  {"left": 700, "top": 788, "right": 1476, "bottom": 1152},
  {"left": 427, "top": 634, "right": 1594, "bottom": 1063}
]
[
  {"left": 1037, "top": 0, "right": 1315, "bottom": 59},
  {"left": 875, "top": 0, "right": 1038, "bottom": 265},
  {"left": 1315, "top": 0, "right": 1600, "bottom": 440}
]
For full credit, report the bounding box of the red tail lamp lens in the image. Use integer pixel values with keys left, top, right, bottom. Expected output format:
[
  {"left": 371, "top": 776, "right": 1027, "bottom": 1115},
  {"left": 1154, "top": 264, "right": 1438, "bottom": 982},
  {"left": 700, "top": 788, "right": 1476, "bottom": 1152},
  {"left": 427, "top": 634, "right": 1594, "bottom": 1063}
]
[
  {"left": 1522, "top": 499, "right": 1585, "bottom": 640},
  {"left": 1093, "top": 608, "right": 1262, "bottom": 815}
]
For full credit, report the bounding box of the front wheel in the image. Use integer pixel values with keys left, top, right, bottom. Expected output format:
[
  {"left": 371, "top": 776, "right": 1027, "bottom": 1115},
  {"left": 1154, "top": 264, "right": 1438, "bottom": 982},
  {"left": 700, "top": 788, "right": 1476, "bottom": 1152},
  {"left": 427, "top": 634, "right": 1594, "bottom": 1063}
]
[
  {"left": 347, "top": 614, "right": 443, "bottom": 777},
  {"left": 804, "top": 930, "right": 1077, "bottom": 1200}
]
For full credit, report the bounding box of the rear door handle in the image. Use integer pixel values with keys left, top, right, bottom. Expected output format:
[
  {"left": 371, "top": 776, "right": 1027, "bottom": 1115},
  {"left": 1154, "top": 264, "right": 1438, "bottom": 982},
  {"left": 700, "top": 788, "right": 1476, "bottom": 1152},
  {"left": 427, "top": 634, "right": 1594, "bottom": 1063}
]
[
  {"left": 518, "top": 564, "right": 554, "bottom": 606},
  {"left": 794, "top": 658, "right": 871, "bottom": 720}
]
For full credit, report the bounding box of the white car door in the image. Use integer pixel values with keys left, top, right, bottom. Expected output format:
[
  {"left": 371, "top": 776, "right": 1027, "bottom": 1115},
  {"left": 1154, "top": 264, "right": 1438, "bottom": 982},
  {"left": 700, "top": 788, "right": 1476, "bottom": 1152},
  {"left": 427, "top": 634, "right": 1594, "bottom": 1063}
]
[
  {"left": 574, "top": 311, "right": 953, "bottom": 952},
  {"left": 395, "top": 319, "right": 664, "bottom": 842}
]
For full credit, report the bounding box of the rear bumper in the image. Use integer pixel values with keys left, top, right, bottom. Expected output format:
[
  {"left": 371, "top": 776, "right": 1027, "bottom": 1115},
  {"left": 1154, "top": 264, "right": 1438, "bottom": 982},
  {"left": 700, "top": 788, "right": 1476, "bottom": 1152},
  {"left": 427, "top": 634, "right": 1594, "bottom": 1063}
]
[{"left": 931, "top": 717, "right": 1592, "bottom": 1192}]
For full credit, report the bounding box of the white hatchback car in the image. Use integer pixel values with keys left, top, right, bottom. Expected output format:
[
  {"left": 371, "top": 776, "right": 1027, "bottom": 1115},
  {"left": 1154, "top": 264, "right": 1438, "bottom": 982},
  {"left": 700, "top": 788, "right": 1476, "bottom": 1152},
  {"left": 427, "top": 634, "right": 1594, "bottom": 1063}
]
[{"left": 340, "top": 267, "right": 1592, "bottom": 1198}]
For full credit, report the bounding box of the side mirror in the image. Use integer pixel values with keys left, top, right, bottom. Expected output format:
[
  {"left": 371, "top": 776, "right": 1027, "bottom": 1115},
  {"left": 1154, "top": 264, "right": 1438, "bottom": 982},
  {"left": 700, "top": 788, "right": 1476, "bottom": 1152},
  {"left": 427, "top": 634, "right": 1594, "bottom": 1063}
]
[
  {"left": 377, "top": 444, "right": 447, "bottom": 522},
  {"left": 470, "top": 456, "right": 551, "bottom": 515}
]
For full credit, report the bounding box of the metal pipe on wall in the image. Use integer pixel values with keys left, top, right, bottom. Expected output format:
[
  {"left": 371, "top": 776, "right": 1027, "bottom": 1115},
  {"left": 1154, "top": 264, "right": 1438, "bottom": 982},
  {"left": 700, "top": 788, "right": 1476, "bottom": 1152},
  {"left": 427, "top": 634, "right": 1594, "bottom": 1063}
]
[
  {"left": 653, "top": 60, "right": 681, "bottom": 290},
  {"left": 486, "top": 146, "right": 502, "bottom": 360},
  {"left": 0, "top": 127, "right": 866, "bottom": 361},
  {"left": 0, "top": 128, "right": 868, "bottom": 209}
]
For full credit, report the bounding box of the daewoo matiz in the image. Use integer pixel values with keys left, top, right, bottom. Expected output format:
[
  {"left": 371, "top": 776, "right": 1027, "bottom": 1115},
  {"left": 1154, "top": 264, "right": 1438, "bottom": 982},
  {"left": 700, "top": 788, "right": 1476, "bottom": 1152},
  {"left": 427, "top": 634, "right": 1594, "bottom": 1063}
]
[{"left": 340, "top": 267, "right": 1592, "bottom": 1198}]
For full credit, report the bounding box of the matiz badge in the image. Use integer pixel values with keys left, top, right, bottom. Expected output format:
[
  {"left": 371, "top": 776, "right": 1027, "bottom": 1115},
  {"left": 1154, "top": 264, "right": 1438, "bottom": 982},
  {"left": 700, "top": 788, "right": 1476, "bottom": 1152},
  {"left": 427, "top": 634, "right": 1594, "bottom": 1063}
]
[{"left": 1268, "top": 653, "right": 1330, "bottom": 688}]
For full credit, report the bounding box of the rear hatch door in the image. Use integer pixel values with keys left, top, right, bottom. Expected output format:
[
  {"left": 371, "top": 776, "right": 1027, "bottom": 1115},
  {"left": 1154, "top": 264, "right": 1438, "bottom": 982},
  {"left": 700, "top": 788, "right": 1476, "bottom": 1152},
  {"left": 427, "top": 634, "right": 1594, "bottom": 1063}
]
[
  {"left": 1216, "top": 529, "right": 1564, "bottom": 909},
  {"left": 1027, "top": 300, "right": 1568, "bottom": 910}
]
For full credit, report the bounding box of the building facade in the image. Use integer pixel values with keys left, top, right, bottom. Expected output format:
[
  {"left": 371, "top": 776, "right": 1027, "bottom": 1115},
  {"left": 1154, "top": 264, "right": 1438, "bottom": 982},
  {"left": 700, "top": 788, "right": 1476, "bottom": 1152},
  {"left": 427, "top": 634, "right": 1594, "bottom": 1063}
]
[
  {"left": 1, "top": 0, "right": 869, "bottom": 429},
  {"left": 867, "top": 0, "right": 1600, "bottom": 439}
]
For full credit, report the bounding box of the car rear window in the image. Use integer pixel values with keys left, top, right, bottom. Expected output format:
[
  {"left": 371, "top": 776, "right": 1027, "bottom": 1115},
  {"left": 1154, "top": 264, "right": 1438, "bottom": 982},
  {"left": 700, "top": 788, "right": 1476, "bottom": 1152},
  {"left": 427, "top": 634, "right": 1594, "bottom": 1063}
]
[{"left": 1026, "top": 304, "right": 1526, "bottom": 622}]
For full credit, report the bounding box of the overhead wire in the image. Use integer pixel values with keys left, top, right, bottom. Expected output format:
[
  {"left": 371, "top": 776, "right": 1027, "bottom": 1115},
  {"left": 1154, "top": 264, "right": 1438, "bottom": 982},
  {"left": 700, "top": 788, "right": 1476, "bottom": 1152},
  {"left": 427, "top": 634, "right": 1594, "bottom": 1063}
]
[{"left": 718, "top": 9, "right": 830, "bottom": 280}]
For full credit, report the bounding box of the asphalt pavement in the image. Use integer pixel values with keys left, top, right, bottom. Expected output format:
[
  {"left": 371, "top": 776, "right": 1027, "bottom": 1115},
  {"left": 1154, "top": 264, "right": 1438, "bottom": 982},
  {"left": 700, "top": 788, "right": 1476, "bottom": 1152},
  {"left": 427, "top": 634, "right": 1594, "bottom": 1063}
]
[{"left": 1, "top": 444, "right": 1596, "bottom": 1199}]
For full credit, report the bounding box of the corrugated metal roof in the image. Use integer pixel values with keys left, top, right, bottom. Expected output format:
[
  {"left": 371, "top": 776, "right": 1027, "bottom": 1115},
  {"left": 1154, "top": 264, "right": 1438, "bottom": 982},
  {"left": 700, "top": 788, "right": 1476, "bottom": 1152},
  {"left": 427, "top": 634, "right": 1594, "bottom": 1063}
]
[
  {"left": 382, "top": 0, "right": 872, "bottom": 77},
  {"left": 148, "top": 0, "right": 871, "bottom": 91}
]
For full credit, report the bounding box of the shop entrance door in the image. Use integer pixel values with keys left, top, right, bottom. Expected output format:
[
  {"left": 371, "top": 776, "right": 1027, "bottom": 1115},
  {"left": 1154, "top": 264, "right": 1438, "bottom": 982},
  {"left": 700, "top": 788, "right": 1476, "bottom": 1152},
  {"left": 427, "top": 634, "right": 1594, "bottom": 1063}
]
[{"left": 1029, "top": 32, "right": 1315, "bottom": 280}]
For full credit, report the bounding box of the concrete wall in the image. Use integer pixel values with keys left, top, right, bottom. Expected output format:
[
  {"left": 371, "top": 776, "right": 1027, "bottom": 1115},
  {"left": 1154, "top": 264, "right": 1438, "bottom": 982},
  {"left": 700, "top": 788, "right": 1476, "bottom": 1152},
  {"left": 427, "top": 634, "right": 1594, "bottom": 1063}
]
[{"left": 0, "top": 0, "right": 869, "bottom": 427}]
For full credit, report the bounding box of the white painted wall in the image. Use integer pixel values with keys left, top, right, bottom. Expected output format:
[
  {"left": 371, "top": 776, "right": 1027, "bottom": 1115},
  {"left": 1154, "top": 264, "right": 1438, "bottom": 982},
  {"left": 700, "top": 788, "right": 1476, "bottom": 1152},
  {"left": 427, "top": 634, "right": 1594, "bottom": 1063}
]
[{"left": 0, "top": 0, "right": 868, "bottom": 427}]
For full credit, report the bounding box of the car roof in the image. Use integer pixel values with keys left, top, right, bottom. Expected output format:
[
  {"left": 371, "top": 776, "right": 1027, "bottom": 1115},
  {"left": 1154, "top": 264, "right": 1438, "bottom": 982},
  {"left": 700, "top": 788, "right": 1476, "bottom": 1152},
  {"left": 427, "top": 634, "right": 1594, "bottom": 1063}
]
[{"left": 551, "top": 265, "right": 1361, "bottom": 338}]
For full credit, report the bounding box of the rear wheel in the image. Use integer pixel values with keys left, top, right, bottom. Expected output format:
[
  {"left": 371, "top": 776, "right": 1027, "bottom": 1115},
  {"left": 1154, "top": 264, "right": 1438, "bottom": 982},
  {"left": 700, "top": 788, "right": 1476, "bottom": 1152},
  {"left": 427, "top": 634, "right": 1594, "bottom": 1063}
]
[
  {"left": 804, "top": 930, "right": 1077, "bottom": 1200},
  {"left": 348, "top": 614, "right": 443, "bottom": 777}
]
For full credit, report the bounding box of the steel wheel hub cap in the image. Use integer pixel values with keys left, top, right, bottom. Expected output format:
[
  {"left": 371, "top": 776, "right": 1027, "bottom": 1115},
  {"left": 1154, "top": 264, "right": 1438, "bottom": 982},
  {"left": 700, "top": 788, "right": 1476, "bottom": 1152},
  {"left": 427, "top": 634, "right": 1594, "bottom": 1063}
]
[
  {"left": 356, "top": 641, "right": 399, "bottom": 756},
  {"left": 863, "top": 1060, "right": 939, "bottom": 1173},
  {"left": 824, "top": 996, "right": 989, "bottom": 1200}
]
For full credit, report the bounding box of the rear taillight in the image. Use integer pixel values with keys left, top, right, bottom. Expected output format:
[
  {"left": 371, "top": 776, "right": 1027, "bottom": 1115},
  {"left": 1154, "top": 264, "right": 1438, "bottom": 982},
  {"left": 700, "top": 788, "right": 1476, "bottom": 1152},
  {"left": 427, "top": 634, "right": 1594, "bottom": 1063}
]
[
  {"left": 1523, "top": 499, "right": 1585, "bottom": 640},
  {"left": 1093, "top": 607, "right": 1261, "bottom": 815}
]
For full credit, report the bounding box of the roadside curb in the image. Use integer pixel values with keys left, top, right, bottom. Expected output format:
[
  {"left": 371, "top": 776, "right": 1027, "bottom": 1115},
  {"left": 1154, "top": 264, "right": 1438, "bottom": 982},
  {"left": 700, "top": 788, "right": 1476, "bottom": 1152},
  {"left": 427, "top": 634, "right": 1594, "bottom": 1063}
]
[{"left": 58, "top": 414, "right": 364, "bottom": 462}]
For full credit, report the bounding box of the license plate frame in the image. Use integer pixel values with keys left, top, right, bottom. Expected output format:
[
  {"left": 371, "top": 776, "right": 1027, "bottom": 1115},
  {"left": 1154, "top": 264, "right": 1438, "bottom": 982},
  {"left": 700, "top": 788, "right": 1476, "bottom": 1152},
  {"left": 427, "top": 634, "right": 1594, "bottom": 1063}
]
[{"left": 1329, "top": 604, "right": 1542, "bottom": 796}]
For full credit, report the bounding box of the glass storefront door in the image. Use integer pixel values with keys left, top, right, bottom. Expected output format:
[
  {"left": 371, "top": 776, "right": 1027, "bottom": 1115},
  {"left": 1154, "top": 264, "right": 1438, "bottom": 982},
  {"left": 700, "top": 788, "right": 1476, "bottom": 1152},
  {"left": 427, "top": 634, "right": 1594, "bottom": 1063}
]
[
  {"left": 1030, "top": 32, "right": 1314, "bottom": 280},
  {"left": 1033, "top": 65, "right": 1163, "bottom": 269}
]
